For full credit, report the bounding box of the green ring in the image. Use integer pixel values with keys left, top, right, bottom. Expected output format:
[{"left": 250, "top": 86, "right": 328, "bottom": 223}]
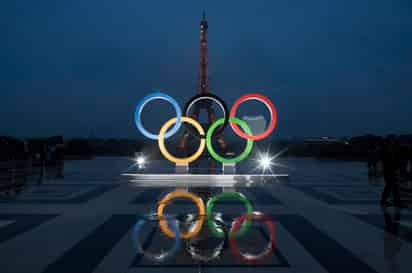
[
  {"left": 206, "top": 117, "right": 254, "bottom": 164},
  {"left": 206, "top": 192, "right": 254, "bottom": 238}
]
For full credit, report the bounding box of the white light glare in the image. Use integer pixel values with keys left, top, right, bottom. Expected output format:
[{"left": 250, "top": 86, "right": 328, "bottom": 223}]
[
  {"left": 135, "top": 153, "right": 146, "bottom": 169},
  {"left": 258, "top": 154, "right": 272, "bottom": 170},
  {"left": 136, "top": 156, "right": 145, "bottom": 165}
]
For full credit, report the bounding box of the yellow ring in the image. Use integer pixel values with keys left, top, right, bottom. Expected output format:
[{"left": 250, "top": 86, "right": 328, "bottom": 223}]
[
  {"left": 157, "top": 191, "right": 205, "bottom": 239},
  {"left": 158, "top": 117, "right": 206, "bottom": 164}
]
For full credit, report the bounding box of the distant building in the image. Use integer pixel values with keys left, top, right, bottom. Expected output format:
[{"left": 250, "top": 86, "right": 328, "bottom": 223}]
[
  {"left": 304, "top": 136, "right": 348, "bottom": 145},
  {"left": 242, "top": 115, "right": 267, "bottom": 135}
]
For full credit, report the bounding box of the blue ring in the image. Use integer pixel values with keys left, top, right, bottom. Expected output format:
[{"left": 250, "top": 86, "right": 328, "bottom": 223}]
[
  {"left": 132, "top": 214, "right": 181, "bottom": 262},
  {"left": 134, "top": 92, "right": 182, "bottom": 140}
]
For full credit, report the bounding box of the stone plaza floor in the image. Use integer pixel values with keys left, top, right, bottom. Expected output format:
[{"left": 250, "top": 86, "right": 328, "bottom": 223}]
[{"left": 0, "top": 157, "right": 411, "bottom": 273}]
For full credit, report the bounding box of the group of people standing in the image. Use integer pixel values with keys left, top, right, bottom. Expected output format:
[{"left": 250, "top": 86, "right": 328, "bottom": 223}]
[
  {"left": 368, "top": 135, "right": 411, "bottom": 208},
  {"left": 0, "top": 136, "right": 65, "bottom": 190}
]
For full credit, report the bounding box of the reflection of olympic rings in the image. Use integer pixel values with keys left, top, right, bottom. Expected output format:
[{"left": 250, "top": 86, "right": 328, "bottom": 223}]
[
  {"left": 134, "top": 92, "right": 182, "bottom": 140},
  {"left": 229, "top": 211, "right": 276, "bottom": 263},
  {"left": 206, "top": 117, "right": 254, "bottom": 164},
  {"left": 206, "top": 191, "right": 253, "bottom": 238},
  {"left": 132, "top": 191, "right": 277, "bottom": 263},
  {"left": 158, "top": 117, "right": 206, "bottom": 164},
  {"left": 184, "top": 94, "right": 229, "bottom": 137},
  {"left": 230, "top": 93, "right": 277, "bottom": 141},
  {"left": 131, "top": 211, "right": 276, "bottom": 263},
  {"left": 157, "top": 191, "right": 205, "bottom": 239},
  {"left": 157, "top": 190, "right": 254, "bottom": 238},
  {"left": 132, "top": 213, "right": 181, "bottom": 262},
  {"left": 185, "top": 213, "right": 226, "bottom": 262}
]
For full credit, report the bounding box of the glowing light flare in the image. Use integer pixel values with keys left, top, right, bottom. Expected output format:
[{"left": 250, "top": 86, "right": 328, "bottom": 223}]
[
  {"left": 253, "top": 147, "right": 290, "bottom": 175},
  {"left": 258, "top": 154, "right": 273, "bottom": 170},
  {"left": 136, "top": 156, "right": 145, "bottom": 165}
]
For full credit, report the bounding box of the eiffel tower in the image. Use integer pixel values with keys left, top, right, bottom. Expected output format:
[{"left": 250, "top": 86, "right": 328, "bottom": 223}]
[{"left": 177, "top": 12, "right": 226, "bottom": 163}]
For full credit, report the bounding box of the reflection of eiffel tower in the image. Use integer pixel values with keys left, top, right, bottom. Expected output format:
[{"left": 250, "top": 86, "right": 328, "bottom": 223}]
[{"left": 178, "top": 11, "right": 226, "bottom": 159}]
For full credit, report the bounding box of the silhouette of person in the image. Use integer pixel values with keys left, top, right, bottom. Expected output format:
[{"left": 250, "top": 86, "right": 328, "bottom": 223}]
[
  {"left": 38, "top": 143, "right": 47, "bottom": 184},
  {"left": 399, "top": 145, "right": 409, "bottom": 178},
  {"left": 368, "top": 143, "right": 379, "bottom": 177},
  {"left": 381, "top": 136, "right": 402, "bottom": 207},
  {"left": 55, "top": 143, "right": 64, "bottom": 178},
  {"left": 382, "top": 206, "right": 402, "bottom": 273},
  {"left": 408, "top": 146, "right": 412, "bottom": 181}
]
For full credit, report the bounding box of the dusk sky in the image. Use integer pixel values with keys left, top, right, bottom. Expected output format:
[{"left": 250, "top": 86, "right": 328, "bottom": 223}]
[{"left": 1, "top": 0, "right": 411, "bottom": 139}]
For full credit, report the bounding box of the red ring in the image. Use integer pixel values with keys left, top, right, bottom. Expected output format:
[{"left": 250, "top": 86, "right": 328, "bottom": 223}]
[
  {"left": 229, "top": 212, "right": 276, "bottom": 263},
  {"left": 229, "top": 93, "right": 277, "bottom": 140}
]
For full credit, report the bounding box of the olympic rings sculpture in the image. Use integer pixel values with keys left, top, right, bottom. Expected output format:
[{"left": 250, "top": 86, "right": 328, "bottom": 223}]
[
  {"left": 135, "top": 92, "right": 182, "bottom": 140},
  {"left": 184, "top": 93, "right": 229, "bottom": 137},
  {"left": 131, "top": 190, "right": 277, "bottom": 263},
  {"left": 134, "top": 91, "right": 277, "bottom": 164}
]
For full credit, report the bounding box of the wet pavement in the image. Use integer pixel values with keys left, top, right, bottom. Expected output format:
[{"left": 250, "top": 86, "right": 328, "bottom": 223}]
[{"left": 0, "top": 157, "right": 411, "bottom": 273}]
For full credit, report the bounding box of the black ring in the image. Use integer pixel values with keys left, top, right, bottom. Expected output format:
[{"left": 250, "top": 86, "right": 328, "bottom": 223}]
[{"left": 183, "top": 93, "right": 229, "bottom": 139}]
